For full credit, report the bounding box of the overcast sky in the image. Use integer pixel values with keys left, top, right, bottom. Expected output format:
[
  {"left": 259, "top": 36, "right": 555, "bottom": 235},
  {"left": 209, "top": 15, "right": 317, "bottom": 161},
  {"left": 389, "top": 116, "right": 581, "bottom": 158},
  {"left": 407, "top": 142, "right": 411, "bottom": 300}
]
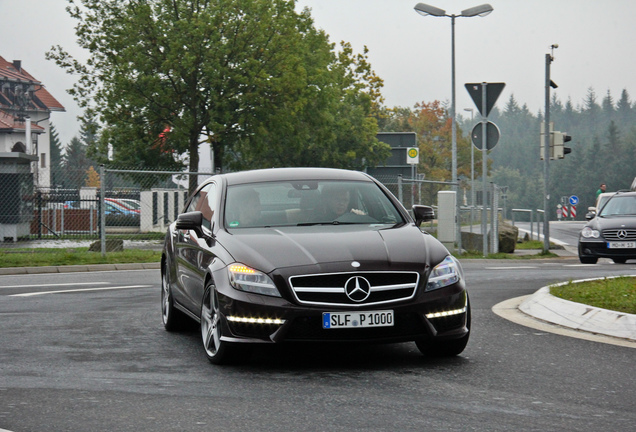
[{"left": 3, "top": 0, "right": 635, "bottom": 148}]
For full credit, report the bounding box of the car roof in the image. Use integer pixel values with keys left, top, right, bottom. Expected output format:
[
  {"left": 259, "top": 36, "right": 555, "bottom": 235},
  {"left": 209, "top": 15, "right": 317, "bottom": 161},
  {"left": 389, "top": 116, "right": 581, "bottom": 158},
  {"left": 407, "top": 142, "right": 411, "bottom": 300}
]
[
  {"left": 213, "top": 167, "right": 374, "bottom": 186},
  {"left": 596, "top": 192, "right": 616, "bottom": 203}
]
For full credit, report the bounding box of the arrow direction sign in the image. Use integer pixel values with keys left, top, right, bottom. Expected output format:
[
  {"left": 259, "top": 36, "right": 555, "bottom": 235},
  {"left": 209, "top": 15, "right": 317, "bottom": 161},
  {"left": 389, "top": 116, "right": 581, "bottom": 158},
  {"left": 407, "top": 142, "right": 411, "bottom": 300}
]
[{"left": 465, "top": 82, "right": 505, "bottom": 117}]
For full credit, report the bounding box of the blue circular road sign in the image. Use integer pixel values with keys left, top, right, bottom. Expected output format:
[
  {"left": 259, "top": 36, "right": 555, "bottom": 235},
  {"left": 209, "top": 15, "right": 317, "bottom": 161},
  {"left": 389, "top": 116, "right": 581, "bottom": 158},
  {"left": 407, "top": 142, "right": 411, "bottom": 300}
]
[{"left": 569, "top": 195, "right": 579, "bottom": 206}]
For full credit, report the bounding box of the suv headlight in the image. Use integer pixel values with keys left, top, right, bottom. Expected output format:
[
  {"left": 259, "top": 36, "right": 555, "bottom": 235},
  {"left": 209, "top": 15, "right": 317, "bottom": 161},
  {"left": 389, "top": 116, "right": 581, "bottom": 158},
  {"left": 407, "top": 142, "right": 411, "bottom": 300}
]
[
  {"left": 581, "top": 227, "right": 600, "bottom": 238},
  {"left": 426, "top": 255, "right": 462, "bottom": 292},
  {"left": 228, "top": 263, "right": 281, "bottom": 297}
]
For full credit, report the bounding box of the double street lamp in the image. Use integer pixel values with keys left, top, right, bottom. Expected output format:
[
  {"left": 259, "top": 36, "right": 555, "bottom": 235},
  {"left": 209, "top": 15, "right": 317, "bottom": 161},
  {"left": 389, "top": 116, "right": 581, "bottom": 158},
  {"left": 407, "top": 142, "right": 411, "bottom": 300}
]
[{"left": 414, "top": 3, "right": 493, "bottom": 251}]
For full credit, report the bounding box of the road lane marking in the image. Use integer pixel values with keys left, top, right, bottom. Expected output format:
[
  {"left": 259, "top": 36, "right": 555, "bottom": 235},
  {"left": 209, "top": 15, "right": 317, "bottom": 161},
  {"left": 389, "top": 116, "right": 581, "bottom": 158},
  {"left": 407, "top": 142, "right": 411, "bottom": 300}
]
[
  {"left": 0, "top": 282, "right": 109, "bottom": 289},
  {"left": 10, "top": 285, "right": 153, "bottom": 297},
  {"left": 484, "top": 266, "right": 537, "bottom": 270}
]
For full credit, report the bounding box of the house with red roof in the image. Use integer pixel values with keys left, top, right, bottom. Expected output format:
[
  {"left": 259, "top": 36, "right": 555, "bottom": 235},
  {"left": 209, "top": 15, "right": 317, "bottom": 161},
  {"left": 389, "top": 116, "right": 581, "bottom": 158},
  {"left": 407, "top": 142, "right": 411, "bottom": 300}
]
[
  {"left": 0, "top": 55, "right": 65, "bottom": 188},
  {"left": 0, "top": 55, "right": 65, "bottom": 241}
]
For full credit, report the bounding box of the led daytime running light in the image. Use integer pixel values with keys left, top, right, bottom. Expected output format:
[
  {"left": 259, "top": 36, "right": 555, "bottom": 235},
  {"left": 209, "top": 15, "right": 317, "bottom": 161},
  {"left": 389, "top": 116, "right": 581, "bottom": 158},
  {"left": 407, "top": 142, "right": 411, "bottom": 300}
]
[
  {"left": 227, "top": 316, "right": 285, "bottom": 325},
  {"left": 426, "top": 307, "right": 467, "bottom": 319}
]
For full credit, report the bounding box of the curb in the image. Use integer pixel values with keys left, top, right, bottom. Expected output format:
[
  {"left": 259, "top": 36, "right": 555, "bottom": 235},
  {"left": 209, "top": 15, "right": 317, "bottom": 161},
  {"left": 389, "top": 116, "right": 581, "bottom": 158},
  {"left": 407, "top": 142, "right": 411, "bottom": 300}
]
[
  {"left": 519, "top": 278, "right": 636, "bottom": 342},
  {"left": 0, "top": 262, "right": 160, "bottom": 276}
]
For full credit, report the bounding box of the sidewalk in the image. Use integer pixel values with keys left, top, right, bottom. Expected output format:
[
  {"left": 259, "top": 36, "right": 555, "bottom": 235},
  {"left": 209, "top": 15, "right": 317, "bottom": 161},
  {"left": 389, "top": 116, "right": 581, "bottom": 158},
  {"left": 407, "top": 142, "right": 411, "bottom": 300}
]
[
  {"left": 505, "top": 245, "right": 636, "bottom": 342},
  {"left": 519, "top": 284, "right": 636, "bottom": 342}
]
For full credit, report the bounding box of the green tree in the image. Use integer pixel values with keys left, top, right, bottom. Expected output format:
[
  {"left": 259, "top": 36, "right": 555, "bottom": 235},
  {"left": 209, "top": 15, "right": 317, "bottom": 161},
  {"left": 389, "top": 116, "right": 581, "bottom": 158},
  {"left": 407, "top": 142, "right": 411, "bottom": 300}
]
[
  {"left": 63, "top": 137, "right": 92, "bottom": 190},
  {"left": 227, "top": 42, "right": 389, "bottom": 171},
  {"left": 48, "top": 123, "right": 66, "bottom": 188},
  {"left": 47, "top": 0, "right": 389, "bottom": 194}
]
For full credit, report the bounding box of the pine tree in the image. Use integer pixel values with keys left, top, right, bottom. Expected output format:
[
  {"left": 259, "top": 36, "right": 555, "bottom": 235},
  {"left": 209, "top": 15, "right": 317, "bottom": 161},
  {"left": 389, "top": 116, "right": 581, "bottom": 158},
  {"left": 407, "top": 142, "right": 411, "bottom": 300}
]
[
  {"left": 48, "top": 123, "right": 66, "bottom": 188},
  {"left": 63, "top": 137, "right": 91, "bottom": 190}
]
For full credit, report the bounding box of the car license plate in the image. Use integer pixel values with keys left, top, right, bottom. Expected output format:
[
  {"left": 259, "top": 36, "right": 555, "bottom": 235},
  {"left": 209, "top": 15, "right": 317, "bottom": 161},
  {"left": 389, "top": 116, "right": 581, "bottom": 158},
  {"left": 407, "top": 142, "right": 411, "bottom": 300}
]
[
  {"left": 607, "top": 241, "right": 636, "bottom": 249},
  {"left": 322, "top": 310, "right": 394, "bottom": 329}
]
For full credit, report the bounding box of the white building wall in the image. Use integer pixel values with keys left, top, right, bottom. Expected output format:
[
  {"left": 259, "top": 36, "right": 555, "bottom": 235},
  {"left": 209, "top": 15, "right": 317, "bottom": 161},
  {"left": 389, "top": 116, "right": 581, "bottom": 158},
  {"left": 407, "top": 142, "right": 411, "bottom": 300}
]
[{"left": 0, "top": 112, "right": 51, "bottom": 188}]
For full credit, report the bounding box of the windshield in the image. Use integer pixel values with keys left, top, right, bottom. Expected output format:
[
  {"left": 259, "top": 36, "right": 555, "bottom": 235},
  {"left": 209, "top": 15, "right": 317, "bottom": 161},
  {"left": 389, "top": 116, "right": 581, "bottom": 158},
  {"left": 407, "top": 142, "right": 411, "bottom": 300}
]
[
  {"left": 598, "top": 195, "right": 636, "bottom": 217},
  {"left": 224, "top": 180, "right": 405, "bottom": 228},
  {"left": 596, "top": 195, "right": 611, "bottom": 212}
]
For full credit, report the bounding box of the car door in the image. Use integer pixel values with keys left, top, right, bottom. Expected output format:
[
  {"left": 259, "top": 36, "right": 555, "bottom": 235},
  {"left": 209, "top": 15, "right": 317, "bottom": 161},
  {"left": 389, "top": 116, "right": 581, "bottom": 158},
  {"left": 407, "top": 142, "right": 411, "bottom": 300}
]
[{"left": 175, "top": 182, "right": 218, "bottom": 314}]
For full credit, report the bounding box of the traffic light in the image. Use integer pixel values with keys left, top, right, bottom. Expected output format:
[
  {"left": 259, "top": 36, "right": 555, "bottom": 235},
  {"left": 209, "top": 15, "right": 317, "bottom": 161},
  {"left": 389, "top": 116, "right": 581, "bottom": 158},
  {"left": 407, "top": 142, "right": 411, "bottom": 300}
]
[
  {"left": 553, "top": 131, "right": 572, "bottom": 159},
  {"left": 540, "top": 122, "right": 555, "bottom": 160}
]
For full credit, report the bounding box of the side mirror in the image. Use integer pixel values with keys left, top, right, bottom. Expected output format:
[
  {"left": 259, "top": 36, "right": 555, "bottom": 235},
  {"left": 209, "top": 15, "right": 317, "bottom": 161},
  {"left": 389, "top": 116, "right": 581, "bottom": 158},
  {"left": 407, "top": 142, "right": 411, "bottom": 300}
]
[
  {"left": 585, "top": 212, "right": 595, "bottom": 221},
  {"left": 176, "top": 211, "right": 204, "bottom": 236},
  {"left": 412, "top": 205, "right": 435, "bottom": 227}
]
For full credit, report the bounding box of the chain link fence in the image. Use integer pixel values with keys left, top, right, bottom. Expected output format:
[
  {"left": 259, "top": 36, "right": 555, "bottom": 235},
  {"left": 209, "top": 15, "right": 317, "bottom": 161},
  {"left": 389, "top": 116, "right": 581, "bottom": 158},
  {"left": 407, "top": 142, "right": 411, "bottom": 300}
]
[
  {"left": 0, "top": 167, "right": 212, "bottom": 249},
  {"left": 0, "top": 168, "right": 504, "bottom": 255}
]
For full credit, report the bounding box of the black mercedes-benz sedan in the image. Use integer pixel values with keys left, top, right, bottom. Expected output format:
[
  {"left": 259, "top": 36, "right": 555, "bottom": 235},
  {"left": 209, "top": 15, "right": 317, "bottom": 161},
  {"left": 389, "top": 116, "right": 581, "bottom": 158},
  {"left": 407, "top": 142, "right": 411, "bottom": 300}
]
[
  {"left": 578, "top": 191, "right": 636, "bottom": 264},
  {"left": 161, "top": 168, "right": 469, "bottom": 364}
]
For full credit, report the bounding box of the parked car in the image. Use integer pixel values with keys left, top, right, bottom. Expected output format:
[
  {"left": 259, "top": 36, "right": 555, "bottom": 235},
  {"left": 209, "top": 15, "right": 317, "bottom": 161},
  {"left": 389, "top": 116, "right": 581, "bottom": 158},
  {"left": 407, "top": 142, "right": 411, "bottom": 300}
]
[
  {"left": 61, "top": 199, "right": 139, "bottom": 226},
  {"left": 105, "top": 198, "right": 141, "bottom": 213},
  {"left": 579, "top": 191, "right": 636, "bottom": 264},
  {"left": 104, "top": 200, "right": 139, "bottom": 226},
  {"left": 63, "top": 200, "right": 84, "bottom": 210},
  {"left": 161, "top": 167, "right": 470, "bottom": 364}
]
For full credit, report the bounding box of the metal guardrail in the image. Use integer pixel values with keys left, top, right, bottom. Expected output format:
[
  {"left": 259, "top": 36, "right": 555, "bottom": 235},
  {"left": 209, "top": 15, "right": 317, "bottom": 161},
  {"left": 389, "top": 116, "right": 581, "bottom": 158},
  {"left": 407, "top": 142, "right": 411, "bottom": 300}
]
[{"left": 511, "top": 208, "right": 545, "bottom": 241}]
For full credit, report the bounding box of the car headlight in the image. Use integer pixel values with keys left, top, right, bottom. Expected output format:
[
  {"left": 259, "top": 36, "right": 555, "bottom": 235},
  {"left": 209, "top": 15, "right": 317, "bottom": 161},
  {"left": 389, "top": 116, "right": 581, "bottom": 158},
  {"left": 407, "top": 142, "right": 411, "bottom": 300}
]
[
  {"left": 228, "top": 263, "right": 281, "bottom": 297},
  {"left": 581, "top": 227, "right": 600, "bottom": 238},
  {"left": 426, "top": 255, "right": 462, "bottom": 292}
]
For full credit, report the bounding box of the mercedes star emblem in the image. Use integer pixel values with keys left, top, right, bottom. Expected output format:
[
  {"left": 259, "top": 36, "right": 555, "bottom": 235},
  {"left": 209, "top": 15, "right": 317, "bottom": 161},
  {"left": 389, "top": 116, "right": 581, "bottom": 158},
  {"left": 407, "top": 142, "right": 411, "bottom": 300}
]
[{"left": 344, "top": 276, "right": 371, "bottom": 302}]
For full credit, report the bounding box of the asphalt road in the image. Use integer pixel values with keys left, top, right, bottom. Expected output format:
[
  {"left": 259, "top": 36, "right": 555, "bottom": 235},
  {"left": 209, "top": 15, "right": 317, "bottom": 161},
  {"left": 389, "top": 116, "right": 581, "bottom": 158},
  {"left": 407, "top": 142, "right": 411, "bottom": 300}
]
[
  {"left": 1, "top": 263, "right": 635, "bottom": 432},
  {"left": 511, "top": 220, "right": 587, "bottom": 251}
]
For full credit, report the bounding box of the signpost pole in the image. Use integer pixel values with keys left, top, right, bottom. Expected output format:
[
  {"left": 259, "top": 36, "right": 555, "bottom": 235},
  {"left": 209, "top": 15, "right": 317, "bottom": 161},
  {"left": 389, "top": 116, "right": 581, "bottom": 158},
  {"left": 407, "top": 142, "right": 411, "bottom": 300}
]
[
  {"left": 465, "top": 81, "right": 505, "bottom": 257},
  {"left": 481, "top": 83, "right": 488, "bottom": 256}
]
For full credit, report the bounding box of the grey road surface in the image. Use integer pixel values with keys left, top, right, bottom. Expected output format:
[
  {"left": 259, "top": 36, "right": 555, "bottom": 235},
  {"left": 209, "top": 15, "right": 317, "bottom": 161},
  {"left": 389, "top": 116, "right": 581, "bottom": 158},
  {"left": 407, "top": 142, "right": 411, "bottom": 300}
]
[{"left": 0, "top": 264, "right": 634, "bottom": 432}]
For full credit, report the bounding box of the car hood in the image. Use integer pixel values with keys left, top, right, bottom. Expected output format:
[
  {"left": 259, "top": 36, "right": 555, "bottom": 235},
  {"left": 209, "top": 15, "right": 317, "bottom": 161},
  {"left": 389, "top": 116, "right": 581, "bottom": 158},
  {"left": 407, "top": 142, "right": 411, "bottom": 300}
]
[
  {"left": 215, "top": 225, "right": 448, "bottom": 274},
  {"left": 588, "top": 215, "right": 636, "bottom": 230}
]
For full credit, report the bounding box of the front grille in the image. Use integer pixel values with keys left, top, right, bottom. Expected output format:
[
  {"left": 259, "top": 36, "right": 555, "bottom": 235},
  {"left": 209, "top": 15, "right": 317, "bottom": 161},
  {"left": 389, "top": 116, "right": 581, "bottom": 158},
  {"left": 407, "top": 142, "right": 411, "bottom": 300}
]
[
  {"left": 289, "top": 271, "right": 419, "bottom": 307},
  {"left": 603, "top": 229, "right": 636, "bottom": 241}
]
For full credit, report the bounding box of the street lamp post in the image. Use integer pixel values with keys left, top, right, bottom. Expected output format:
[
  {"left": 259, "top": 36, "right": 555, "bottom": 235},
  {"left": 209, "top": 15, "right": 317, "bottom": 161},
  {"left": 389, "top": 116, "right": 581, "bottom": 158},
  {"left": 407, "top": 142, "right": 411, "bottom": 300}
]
[{"left": 414, "top": 2, "right": 493, "bottom": 253}]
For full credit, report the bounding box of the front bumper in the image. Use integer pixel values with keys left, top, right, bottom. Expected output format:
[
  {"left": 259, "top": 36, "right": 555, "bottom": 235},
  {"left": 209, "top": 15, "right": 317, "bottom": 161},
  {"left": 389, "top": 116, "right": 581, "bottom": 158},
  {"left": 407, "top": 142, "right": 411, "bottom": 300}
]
[
  {"left": 579, "top": 239, "right": 636, "bottom": 259},
  {"left": 215, "top": 283, "right": 469, "bottom": 345}
]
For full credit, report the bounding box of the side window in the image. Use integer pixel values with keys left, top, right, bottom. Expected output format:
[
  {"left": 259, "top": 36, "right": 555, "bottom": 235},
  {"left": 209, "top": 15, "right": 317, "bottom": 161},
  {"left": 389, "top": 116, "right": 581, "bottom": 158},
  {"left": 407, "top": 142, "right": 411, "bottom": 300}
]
[
  {"left": 183, "top": 183, "right": 216, "bottom": 230},
  {"left": 197, "top": 183, "right": 216, "bottom": 230},
  {"left": 185, "top": 192, "right": 201, "bottom": 213}
]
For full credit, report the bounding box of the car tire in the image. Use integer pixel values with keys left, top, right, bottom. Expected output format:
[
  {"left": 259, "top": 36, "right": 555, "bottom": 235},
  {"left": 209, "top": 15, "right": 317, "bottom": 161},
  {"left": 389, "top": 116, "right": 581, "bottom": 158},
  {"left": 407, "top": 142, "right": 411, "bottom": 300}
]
[
  {"left": 200, "top": 282, "right": 245, "bottom": 365},
  {"left": 579, "top": 256, "right": 598, "bottom": 264},
  {"left": 612, "top": 257, "right": 627, "bottom": 264},
  {"left": 416, "top": 301, "right": 471, "bottom": 357},
  {"left": 161, "top": 266, "right": 189, "bottom": 331}
]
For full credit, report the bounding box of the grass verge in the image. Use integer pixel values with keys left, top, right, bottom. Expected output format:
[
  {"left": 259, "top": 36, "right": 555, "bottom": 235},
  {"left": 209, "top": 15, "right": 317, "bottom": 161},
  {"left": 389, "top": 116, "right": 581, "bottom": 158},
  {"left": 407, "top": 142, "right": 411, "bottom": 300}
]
[
  {"left": 0, "top": 248, "right": 161, "bottom": 268},
  {"left": 551, "top": 277, "right": 636, "bottom": 314}
]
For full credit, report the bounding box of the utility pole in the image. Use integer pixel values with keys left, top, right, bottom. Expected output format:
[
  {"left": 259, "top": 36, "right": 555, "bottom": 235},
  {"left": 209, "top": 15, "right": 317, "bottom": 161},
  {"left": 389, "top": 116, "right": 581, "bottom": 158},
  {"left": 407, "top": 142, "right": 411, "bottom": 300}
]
[{"left": 543, "top": 45, "right": 558, "bottom": 253}]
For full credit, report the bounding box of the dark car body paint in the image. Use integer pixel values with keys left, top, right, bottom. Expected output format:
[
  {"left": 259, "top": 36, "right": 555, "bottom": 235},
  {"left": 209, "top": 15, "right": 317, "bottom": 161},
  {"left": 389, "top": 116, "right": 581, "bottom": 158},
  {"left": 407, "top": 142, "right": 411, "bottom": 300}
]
[{"left": 162, "top": 168, "right": 467, "bottom": 347}]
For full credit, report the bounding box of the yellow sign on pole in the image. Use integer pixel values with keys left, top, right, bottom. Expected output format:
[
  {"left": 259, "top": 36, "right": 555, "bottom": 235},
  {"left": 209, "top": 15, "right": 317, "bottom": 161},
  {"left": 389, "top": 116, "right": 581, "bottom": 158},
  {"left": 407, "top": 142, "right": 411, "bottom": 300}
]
[{"left": 407, "top": 147, "right": 419, "bottom": 165}]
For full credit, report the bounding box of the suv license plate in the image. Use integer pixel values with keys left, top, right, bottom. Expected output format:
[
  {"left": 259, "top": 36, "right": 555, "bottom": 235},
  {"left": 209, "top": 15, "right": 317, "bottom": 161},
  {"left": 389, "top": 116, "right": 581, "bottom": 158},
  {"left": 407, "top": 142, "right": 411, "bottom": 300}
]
[
  {"left": 322, "top": 311, "right": 394, "bottom": 329},
  {"left": 607, "top": 241, "right": 636, "bottom": 249}
]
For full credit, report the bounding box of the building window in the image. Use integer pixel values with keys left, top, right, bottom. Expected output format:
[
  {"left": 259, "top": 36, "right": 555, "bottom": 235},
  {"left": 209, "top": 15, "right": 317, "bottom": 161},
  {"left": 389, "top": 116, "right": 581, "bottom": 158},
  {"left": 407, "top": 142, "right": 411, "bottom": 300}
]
[
  {"left": 41, "top": 153, "right": 46, "bottom": 168},
  {"left": 11, "top": 142, "right": 27, "bottom": 153}
]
